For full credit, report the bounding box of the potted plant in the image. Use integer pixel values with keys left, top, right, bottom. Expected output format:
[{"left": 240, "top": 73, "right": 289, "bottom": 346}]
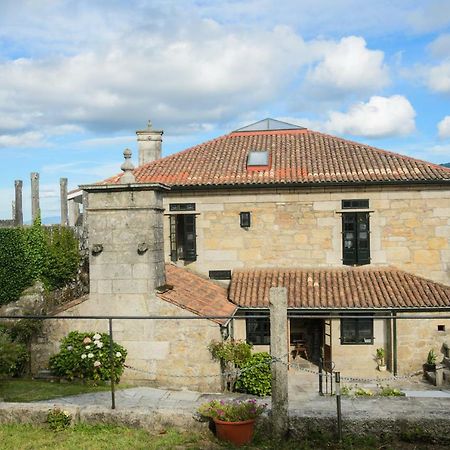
[
  {"left": 424, "top": 349, "right": 437, "bottom": 372},
  {"left": 376, "top": 347, "right": 386, "bottom": 371},
  {"left": 197, "top": 398, "right": 267, "bottom": 446}
]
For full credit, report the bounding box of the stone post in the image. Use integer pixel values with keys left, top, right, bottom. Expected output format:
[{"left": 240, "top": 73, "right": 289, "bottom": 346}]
[
  {"left": 60, "top": 178, "right": 68, "bottom": 226},
  {"left": 136, "top": 120, "right": 163, "bottom": 166},
  {"left": 14, "top": 180, "right": 23, "bottom": 226},
  {"left": 270, "top": 287, "right": 289, "bottom": 439},
  {"left": 31, "top": 172, "right": 40, "bottom": 221}
]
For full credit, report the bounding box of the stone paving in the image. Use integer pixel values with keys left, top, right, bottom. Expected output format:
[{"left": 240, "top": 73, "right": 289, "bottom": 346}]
[{"left": 32, "top": 368, "right": 450, "bottom": 419}]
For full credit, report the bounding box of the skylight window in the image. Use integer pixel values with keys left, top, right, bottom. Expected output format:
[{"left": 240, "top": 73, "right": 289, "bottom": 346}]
[{"left": 247, "top": 150, "right": 269, "bottom": 167}]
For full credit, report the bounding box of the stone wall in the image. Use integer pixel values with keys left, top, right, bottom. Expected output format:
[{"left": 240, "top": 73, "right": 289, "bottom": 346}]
[
  {"left": 164, "top": 185, "right": 450, "bottom": 284},
  {"left": 31, "top": 294, "right": 223, "bottom": 392},
  {"left": 396, "top": 312, "right": 450, "bottom": 374},
  {"left": 31, "top": 183, "right": 223, "bottom": 392}
]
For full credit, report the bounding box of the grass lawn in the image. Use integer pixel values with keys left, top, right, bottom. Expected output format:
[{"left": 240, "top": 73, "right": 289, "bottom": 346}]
[
  {"left": 0, "top": 378, "right": 126, "bottom": 402},
  {"left": 0, "top": 424, "right": 449, "bottom": 450},
  {"left": 0, "top": 424, "right": 213, "bottom": 450}
]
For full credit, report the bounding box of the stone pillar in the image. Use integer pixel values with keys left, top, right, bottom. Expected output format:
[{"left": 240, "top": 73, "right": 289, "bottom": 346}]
[
  {"left": 60, "top": 178, "right": 68, "bottom": 226},
  {"left": 81, "top": 151, "right": 170, "bottom": 312},
  {"left": 31, "top": 172, "right": 40, "bottom": 221},
  {"left": 69, "top": 199, "right": 80, "bottom": 227},
  {"left": 14, "top": 180, "right": 23, "bottom": 226},
  {"left": 136, "top": 120, "right": 163, "bottom": 166},
  {"left": 270, "top": 287, "right": 289, "bottom": 439}
]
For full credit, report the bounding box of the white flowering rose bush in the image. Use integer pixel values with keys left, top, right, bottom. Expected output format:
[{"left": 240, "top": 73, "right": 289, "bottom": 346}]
[{"left": 49, "top": 331, "right": 127, "bottom": 383}]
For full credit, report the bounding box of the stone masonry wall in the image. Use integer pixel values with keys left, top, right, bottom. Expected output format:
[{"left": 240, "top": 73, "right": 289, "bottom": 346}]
[
  {"left": 31, "top": 294, "right": 222, "bottom": 392},
  {"left": 396, "top": 312, "right": 450, "bottom": 374},
  {"left": 164, "top": 185, "right": 450, "bottom": 285}
]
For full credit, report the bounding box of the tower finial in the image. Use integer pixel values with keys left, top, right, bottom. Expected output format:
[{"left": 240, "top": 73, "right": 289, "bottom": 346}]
[{"left": 120, "top": 148, "right": 136, "bottom": 184}]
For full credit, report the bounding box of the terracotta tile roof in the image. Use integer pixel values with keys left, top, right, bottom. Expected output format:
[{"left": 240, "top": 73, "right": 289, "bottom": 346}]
[
  {"left": 103, "top": 129, "right": 450, "bottom": 187},
  {"left": 229, "top": 267, "right": 450, "bottom": 309},
  {"left": 157, "top": 264, "right": 237, "bottom": 324}
]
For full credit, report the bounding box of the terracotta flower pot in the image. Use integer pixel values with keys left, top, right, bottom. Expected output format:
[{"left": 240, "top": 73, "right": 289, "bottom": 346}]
[{"left": 213, "top": 418, "right": 255, "bottom": 446}]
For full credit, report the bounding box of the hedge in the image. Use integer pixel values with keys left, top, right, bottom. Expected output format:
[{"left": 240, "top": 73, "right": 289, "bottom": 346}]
[{"left": 0, "top": 217, "right": 80, "bottom": 305}]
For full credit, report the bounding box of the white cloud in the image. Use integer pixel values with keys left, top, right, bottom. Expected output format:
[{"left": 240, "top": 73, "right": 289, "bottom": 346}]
[
  {"left": 407, "top": 0, "right": 450, "bottom": 33},
  {"left": 428, "top": 33, "right": 450, "bottom": 58},
  {"left": 426, "top": 61, "right": 450, "bottom": 94},
  {"left": 0, "top": 131, "right": 45, "bottom": 148},
  {"left": 324, "top": 95, "right": 416, "bottom": 138},
  {"left": 438, "top": 116, "right": 450, "bottom": 139},
  {"left": 0, "top": 23, "right": 309, "bottom": 137},
  {"left": 305, "top": 36, "right": 389, "bottom": 97}
]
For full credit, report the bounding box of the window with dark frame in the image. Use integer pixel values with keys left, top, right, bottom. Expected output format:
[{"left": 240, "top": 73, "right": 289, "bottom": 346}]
[
  {"left": 246, "top": 315, "right": 270, "bottom": 345},
  {"left": 340, "top": 315, "right": 374, "bottom": 344},
  {"left": 240, "top": 212, "right": 251, "bottom": 228},
  {"left": 342, "top": 200, "right": 370, "bottom": 266},
  {"left": 169, "top": 212, "right": 197, "bottom": 263}
]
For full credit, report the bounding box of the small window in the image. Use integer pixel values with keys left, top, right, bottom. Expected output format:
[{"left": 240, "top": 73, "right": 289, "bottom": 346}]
[
  {"left": 342, "top": 199, "right": 369, "bottom": 209},
  {"left": 240, "top": 212, "right": 251, "bottom": 228},
  {"left": 209, "top": 270, "right": 232, "bottom": 280},
  {"left": 247, "top": 150, "right": 269, "bottom": 166},
  {"left": 438, "top": 325, "right": 446, "bottom": 332},
  {"left": 169, "top": 203, "right": 195, "bottom": 212},
  {"left": 169, "top": 214, "right": 197, "bottom": 262},
  {"left": 340, "top": 315, "right": 373, "bottom": 344},
  {"left": 246, "top": 315, "right": 270, "bottom": 345}
]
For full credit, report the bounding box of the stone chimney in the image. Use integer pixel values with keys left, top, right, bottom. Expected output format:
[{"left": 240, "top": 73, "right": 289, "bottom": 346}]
[{"left": 136, "top": 120, "right": 163, "bottom": 166}]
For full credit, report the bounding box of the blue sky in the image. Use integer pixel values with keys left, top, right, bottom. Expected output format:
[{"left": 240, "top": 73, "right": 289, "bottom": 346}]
[{"left": 1, "top": 0, "right": 450, "bottom": 221}]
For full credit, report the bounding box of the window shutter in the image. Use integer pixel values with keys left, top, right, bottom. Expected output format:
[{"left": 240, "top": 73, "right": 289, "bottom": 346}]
[
  {"left": 342, "top": 213, "right": 357, "bottom": 265},
  {"left": 169, "top": 215, "right": 177, "bottom": 262},
  {"left": 183, "top": 215, "right": 197, "bottom": 261},
  {"left": 356, "top": 212, "right": 370, "bottom": 264}
]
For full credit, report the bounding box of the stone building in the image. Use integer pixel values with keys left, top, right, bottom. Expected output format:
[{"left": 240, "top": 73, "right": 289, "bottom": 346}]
[{"left": 57, "top": 118, "right": 450, "bottom": 384}]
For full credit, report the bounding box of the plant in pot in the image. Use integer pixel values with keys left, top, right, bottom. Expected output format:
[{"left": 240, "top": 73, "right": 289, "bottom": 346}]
[
  {"left": 424, "top": 349, "right": 437, "bottom": 372},
  {"left": 376, "top": 347, "right": 386, "bottom": 371},
  {"left": 197, "top": 398, "right": 267, "bottom": 446}
]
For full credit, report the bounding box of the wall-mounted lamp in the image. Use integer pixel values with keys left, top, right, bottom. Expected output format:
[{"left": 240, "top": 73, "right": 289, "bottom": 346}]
[
  {"left": 240, "top": 211, "right": 251, "bottom": 228},
  {"left": 137, "top": 242, "right": 149, "bottom": 255},
  {"left": 91, "top": 243, "right": 104, "bottom": 256}
]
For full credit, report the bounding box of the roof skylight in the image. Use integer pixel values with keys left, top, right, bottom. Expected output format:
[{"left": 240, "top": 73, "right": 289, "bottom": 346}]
[{"left": 247, "top": 150, "right": 269, "bottom": 167}]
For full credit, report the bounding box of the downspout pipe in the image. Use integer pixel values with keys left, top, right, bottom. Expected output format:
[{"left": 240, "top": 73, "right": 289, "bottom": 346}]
[{"left": 393, "top": 311, "right": 398, "bottom": 376}]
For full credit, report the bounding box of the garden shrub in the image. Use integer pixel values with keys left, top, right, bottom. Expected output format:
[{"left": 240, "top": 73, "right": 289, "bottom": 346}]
[
  {"left": 235, "top": 352, "right": 272, "bottom": 396},
  {"left": 46, "top": 408, "right": 72, "bottom": 431},
  {"left": 208, "top": 339, "right": 252, "bottom": 367},
  {"left": 49, "top": 331, "right": 127, "bottom": 383},
  {"left": 0, "top": 217, "right": 80, "bottom": 305},
  {"left": 42, "top": 225, "right": 80, "bottom": 289},
  {"left": 0, "top": 228, "right": 32, "bottom": 305},
  {"left": 0, "top": 331, "right": 28, "bottom": 376}
]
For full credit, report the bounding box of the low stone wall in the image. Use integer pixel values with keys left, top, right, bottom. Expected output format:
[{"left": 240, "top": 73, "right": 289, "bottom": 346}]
[
  {"left": 0, "top": 403, "right": 205, "bottom": 433},
  {"left": 1, "top": 400, "right": 450, "bottom": 443}
]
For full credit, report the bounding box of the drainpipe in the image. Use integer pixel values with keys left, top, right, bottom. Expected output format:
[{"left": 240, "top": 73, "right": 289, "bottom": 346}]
[{"left": 393, "top": 311, "right": 398, "bottom": 376}]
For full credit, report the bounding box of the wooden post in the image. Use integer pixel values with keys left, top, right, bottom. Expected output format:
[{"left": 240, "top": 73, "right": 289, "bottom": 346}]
[
  {"left": 60, "top": 178, "right": 68, "bottom": 226},
  {"left": 14, "top": 180, "right": 23, "bottom": 226},
  {"left": 270, "top": 287, "right": 289, "bottom": 440},
  {"left": 31, "top": 172, "right": 40, "bottom": 221}
]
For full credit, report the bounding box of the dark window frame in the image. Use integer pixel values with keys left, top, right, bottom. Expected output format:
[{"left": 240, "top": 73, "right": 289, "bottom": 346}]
[
  {"left": 340, "top": 315, "right": 374, "bottom": 345},
  {"left": 342, "top": 199, "right": 371, "bottom": 266},
  {"left": 169, "top": 214, "right": 197, "bottom": 262},
  {"left": 240, "top": 211, "right": 251, "bottom": 228},
  {"left": 246, "top": 314, "right": 270, "bottom": 345},
  {"left": 209, "top": 270, "right": 232, "bottom": 280}
]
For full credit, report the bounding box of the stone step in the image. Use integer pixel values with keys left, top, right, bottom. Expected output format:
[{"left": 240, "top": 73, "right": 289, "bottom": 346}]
[{"left": 33, "top": 369, "right": 59, "bottom": 381}]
